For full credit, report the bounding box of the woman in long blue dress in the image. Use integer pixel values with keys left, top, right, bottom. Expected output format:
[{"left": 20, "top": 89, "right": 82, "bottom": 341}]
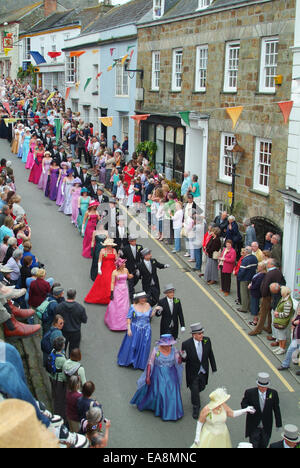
[
  {"left": 130, "top": 334, "right": 184, "bottom": 421},
  {"left": 22, "top": 129, "right": 31, "bottom": 163},
  {"left": 77, "top": 189, "right": 91, "bottom": 237},
  {"left": 117, "top": 292, "right": 156, "bottom": 370}
]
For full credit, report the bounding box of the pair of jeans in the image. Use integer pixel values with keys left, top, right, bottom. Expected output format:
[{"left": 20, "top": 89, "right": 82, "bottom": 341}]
[
  {"left": 194, "top": 248, "right": 202, "bottom": 270},
  {"left": 70, "top": 144, "right": 77, "bottom": 158},
  {"left": 174, "top": 228, "right": 181, "bottom": 252},
  {"left": 281, "top": 341, "right": 299, "bottom": 368}
]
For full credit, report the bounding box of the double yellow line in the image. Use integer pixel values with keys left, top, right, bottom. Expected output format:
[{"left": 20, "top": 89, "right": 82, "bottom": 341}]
[{"left": 124, "top": 207, "right": 295, "bottom": 393}]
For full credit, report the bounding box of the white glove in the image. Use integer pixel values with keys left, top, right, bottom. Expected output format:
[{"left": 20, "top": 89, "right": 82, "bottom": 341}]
[
  {"left": 164, "top": 264, "right": 170, "bottom": 268},
  {"left": 181, "top": 327, "right": 186, "bottom": 333},
  {"left": 56, "top": 181, "right": 59, "bottom": 187},
  {"left": 98, "top": 262, "right": 102, "bottom": 275},
  {"left": 42, "top": 169, "right": 45, "bottom": 174},
  {"left": 233, "top": 407, "right": 256, "bottom": 418},
  {"left": 194, "top": 421, "right": 203, "bottom": 445}
]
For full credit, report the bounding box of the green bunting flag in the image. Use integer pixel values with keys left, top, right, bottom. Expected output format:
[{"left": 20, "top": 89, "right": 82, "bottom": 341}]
[
  {"left": 179, "top": 111, "right": 191, "bottom": 127},
  {"left": 32, "top": 97, "right": 37, "bottom": 113},
  {"left": 55, "top": 118, "right": 61, "bottom": 145},
  {"left": 84, "top": 77, "right": 92, "bottom": 91},
  {"left": 127, "top": 45, "right": 135, "bottom": 52}
]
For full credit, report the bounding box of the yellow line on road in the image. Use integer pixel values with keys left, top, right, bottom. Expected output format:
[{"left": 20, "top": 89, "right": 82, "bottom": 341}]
[{"left": 125, "top": 208, "right": 295, "bottom": 393}]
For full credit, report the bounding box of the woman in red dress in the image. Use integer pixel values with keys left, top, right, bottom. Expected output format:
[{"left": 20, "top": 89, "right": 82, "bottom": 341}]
[
  {"left": 28, "top": 141, "right": 44, "bottom": 184},
  {"left": 82, "top": 201, "right": 101, "bottom": 259},
  {"left": 123, "top": 161, "right": 135, "bottom": 187},
  {"left": 84, "top": 238, "right": 118, "bottom": 305}
]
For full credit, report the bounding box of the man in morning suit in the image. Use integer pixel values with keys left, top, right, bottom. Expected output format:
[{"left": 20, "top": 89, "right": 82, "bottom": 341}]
[
  {"left": 181, "top": 322, "right": 217, "bottom": 420},
  {"left": 156, "top": 284, "right": 185, "bottom": 340},
  {"left": 120, "top": 235, "right": 143, "bottom": 302},
  {"left": 269, "top": 424, "right": 300, "bottom": 448},
  {"left": 241, "top": 372, "right": 282, "bottom": 448},
  {"left": 137, "top": 248, "right": 170, "bottom": 307}
]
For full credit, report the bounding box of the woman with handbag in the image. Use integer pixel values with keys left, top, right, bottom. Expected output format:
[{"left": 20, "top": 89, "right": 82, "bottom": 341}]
[
  {"left": 271, "top": 286, "right": 294, "bottom": 355},
  {"left": 218, "top": 239, "right": 236, "bottom": 295},
  {"left": 204, "top": 227, "right": 221, "bottom": 285}
]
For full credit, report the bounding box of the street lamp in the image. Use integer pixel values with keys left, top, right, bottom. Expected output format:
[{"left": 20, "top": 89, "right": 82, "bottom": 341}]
[{"left": 225, "top": 138, "right": 245, "bottom": 214}]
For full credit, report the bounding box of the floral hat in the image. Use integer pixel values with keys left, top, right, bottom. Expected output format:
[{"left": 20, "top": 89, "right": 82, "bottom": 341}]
[{"left": 156, "top": 334, "right": 177, "bottom": 347}]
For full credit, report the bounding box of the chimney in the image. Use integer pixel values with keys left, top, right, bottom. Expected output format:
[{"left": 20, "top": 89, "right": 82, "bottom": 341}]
[{"left": 44, "top": 0, "right": 57, "bottom": 17}]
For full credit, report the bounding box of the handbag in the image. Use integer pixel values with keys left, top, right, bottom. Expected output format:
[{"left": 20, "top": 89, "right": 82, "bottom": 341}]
[{"left": 213, "top": 249, "right": 221, "bottom": 260}]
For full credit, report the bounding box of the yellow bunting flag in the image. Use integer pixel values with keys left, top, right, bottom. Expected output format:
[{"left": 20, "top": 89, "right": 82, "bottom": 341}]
[
  {"left": 4, "top": 118, "right": 17, "bottom": 127},
  {"left": 75, "top": 82, "right": 80, "bottom": 91},
  {"left": 99, "top": 117, "right": 113, "bottom": 127},
  {"left": 45, "top": 92, "right": 55, "bottom": 106},
  {"left": 92, "top": 49, "right": 99, "bottom": 54},
  {"left": 107, "top": 65, "right": 113, "bottom": 72},
  {"left": 225, "top": 106, "right": 244, "bottom": 130},
  {"left": 4, "top": 48, "right": 11, "bottom": 57},
  {"left": 121, "top": 54, "right": 129, "bottom": 65}
]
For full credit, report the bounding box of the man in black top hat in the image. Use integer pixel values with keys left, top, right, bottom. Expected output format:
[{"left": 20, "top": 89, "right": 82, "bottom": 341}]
[
  {"left": 137, "top": 248, "right": 170, "bottom": 306},
  {"left": 156, "top": 283, "right": 185, "bottom": 340},
  {"left": 181, "top": 323, "right": 217, "bottom": 420},
  {"left": 120, "top": 236, "right": 143, "bottom": 302}
]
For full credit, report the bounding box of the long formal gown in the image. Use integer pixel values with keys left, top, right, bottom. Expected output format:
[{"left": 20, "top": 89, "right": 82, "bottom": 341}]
[
  {"left": 56, "top": 170, "right": 67, "bottom": 207},
  {"left": 28, "top": 152, "right": 43, "bottom": 184},
  {"left": 77, "top": 196, "right": 91, "bottom": 236},
  {"left": 117, "top": 306, "right": 152, "bottom": 370},
  {"left": 25, "top": 142, "right": 35, "bottom": 169},
  {"left": 130, "top": 347, "right": 184, "bottom": 421},
  {"left": 17, "top": 131, "right": 24, "bottom": 158},
  {"left": 38, "top": 159, "right": 52, "bottom": 192},
  {"left": 85, "top": 252, "right": 116, "bottom": 305},
  {"left": 22, "top": 134, "right": 31, "bottom": 163},
  {"left": 82, "top": 214, "right": 99, "bottom": 259},
  {"left": 90, "top": 234, "right": 106, "bottom": 281},
  {"left": 59, "top": 179, "right": 73, "bottom": 215},
  {"left": 71, "top": 187, "right": 81, "bottom": 226},
  {"left": 46, "top": 168, "right": 60, "bottom": 200},
  {"left": 191, "top": 406, "right": 232, "bottom": 448},
  {"left": 11, "top": 129, "right": 19, "bottom": 154},
  {"left": 104, "top": 273, "right": 130, "bottom": 331}
]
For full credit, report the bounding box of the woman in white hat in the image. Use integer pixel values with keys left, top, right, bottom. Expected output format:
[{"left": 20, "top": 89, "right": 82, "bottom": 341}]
[
  {"left": 84, "top": 238, "right": 118, "bottom": 305},
  {"left": 192, "top": 388, "right": 255, "bottom": 448},
  {"left": 22, "top": 127, "right": 32, "bottom": 164},
  {"left": 37, "top": 150, "right": 52, "bottom": 192}
]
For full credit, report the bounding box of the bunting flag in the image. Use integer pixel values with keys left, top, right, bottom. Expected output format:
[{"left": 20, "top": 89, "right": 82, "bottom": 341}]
[
  {"left": 84, "top": 77, "right": 92, "bottom": 91},
  {"left": 179, "top": 111, "right": 190, "bottom": 127},
  {"left": 92, "top": 49, "right": 99, "bottom": 54},
  {"left": 99, "top": 117, "right": 113, "bottom": 127},
  {"left": 127, "top": 45, "right": 135, "bottom": 52},
  {"left": 110, "top": 48, "right": 116, "bottom": 56},
  {"left": 4, "top": 49, "right": 11, "bottom": 57},
  {"left": 75, "top": 81, "right": 80, "bottom": 91},
  {"left": 48, "top": 51, "right": 62, "bottom": 59},
  {"left": 107, "top": 65, "right": 113, "bottom": 72},
  {"left": 55, "top": 118, "right": 61, "bottom": 145},
  {"left": 45, "top": 92, "right": 55, "bottom": 106},
  {"left": 32, "top": 97, "right": 37, "bottom": 113},
  {"left": 96, "top": 72, "right": 102, "bottom": 79},
  {"left": 131, "top": 114, "right": 150, "bottom": 125},
  {"left": 130, "top": 49, "right": 134, "bottom": 60},
  {"left": 65, "top": 87, "right": 71, "bottom": 101},
  {"left": 225, "top": 106, "right": 244, "bottom": 130},
  {"left": 4, "top": 118, "right": 17, "bottom": 127},
  {"left": 277, "top": 101, "right": 294, "bottom": 124},
  {"left": 112, "top": 61, "right": 117, "bottom": 68},
  {"left": 30, "top": 51, "right": 47, "bottom": 65},
  {"left": 2, "top": 101, "right": 12, "bottom": 116},
  {"left": 121, "top": 54, "right": 129, "bottom": 65},
  {"left": 70, "top": 51, "right": 86, "bottom": 58}
]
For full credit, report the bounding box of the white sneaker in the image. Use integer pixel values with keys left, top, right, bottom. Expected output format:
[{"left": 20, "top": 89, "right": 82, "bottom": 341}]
[
  {"left": 184, "top": 253, "right": 190, "bottom": 257},
  {"left": 272, "top": 347, "right": 280, "bottom": 353},
  {"left": 275, "top": 348, "right": 286, "bottom": 355}
]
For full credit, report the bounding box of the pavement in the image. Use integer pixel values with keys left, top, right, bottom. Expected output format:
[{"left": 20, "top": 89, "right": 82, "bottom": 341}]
[{"left": 2, "top": 137, "right": 300, "bottom": 449}]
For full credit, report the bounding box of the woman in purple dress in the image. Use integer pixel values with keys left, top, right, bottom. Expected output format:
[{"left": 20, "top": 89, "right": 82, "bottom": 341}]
[
  {"left": 104, "top": 258, "right": 133, "bottom": 331},
  {"left": 56, "top": 162, "right": 68, "bottom": 207},
  {"left": 38, "top": 151, "right": 52, "bottom": 192},
  {"left": 46, "top": 161, "right": 60, "bottom": 200}
]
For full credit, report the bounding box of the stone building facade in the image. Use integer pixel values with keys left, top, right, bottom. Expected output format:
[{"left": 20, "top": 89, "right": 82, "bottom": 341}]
[{"left": 136, "top": 0, "right": 296, "bottom": 234}]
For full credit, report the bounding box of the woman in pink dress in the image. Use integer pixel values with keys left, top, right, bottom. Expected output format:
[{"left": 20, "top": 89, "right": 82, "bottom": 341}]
[
  {"left": 104, "top": 258, "right": 133, "bottom": 331},
  {"left": 25, "top": 135, "right": 37, "bottom": 170},
  {"left": 84, "top": 239, "right": 117, "bottom": 305},
  {"left": 71, "top": 178, "right": 82, "bottom": 227},
  {"left": 38, "top": 151, "right": 52, "bottom": 191},
  {"left": 28, "top": 142, "right": 44, "bottom": 184},
  {"left": 82, "top": 201, "right": 101, "bottom": 259}
]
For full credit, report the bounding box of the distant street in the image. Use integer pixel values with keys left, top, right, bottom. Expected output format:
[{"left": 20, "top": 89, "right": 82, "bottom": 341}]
[{"left": 5, "top": 138, "right": 300, "bottom": 448}]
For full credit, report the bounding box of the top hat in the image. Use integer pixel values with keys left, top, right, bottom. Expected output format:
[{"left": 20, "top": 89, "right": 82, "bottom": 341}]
[
  {"left": 163, "top": 283, "right": 175, "bottom": 294},
  {"left": 207, "top": 388, "right": 231, "bottom": 411},
  {"left": 281, "top": 425, "right": 300, "bottom": 444},
  {"left": 109, "top": 198, "right": 117, "bottom": 204},
  {"left": 190, "top": 322, "right": 204, "bottom": 334},
  {"left": 141, "top": 248, "right": 151, "bottom": 257},
  {"left": 256, "top": 373, "right": 270, "bottom": 388},
  {"left": 128, "top": 234, "right": 138, "bottom": 241}
]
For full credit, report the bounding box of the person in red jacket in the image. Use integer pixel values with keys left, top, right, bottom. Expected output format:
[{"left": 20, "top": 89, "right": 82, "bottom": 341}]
[
  {"left": 28, "top": 268, "right": 51, "bottom": 308},
  {"left": 218, "top": 239, "right": 237, "bottom": 296}
]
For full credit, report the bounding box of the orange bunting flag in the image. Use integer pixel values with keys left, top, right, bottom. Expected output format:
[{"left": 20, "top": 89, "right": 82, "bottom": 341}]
[
  {"left": 99, "top": 117, "right": 113, "bottom": 127},
  {"left": 70, "top": 51, "right": 86, "bottom": 58},
  {"left": 75, "top": 82, "right": 80, "bottom": 91},
  {"left": 277, "top": 101, "right": 294, "bottom": 124},
  {"left": 92, "top": 49, "right": 99, "bottom": 54},
  {"left": 107, "top": 65, "right": 113, "bottom": 72},
  {"left": 131, "top": 114, "right": 151, "bottom": 125},
  {"left": 225, "top": 106, "right": 244, "bottom": 130},
  {"left": 121, "top": 54, "right": 129, "bottom": 65},
  {"left": 65, "top": 87, "right": 71, "bottom": 101}
]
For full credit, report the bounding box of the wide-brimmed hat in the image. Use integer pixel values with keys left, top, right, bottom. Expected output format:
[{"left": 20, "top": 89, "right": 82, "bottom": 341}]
[
  {"left": 72, "top": 177, "right": 82, "bottom": 185},
  {"left": 256, "top": 372, "right": 270, "bottom": 388},
  {"left": 103, "top": 238, "right": 117, "bottom": 247},
  {"left": 44, "top": 151, "right": 51, "bottom": 156},
  {"left": 190, "top": 322, "right": 204, "bottom": 334},
  {"left": 0, "top": 265, "right": 14, "bottom": 274},
  {"left": 163, "top": 283, "right": 175, "bottom": 294},
  {"left": 156, "top": 334, "right": 177, "bottom": 347},
  {"left": 60, "top": 162, "right": 68, "bottom": 168},
  {"left": 0, "top": 399, "right": 59, "bottom": 448},
  {"left": 281, "top": 425, "right": 300, "bottom": 444},
  {"left": 81, "top": 187, "right": 88, "bottom": 193},
  {"left": 133, "top": 291, "right": 148, "bottom": 301},
  {"left": 88, "top": 200, "right": 100, "bottom": 209},
  {"left": 207, "top": 388, "right": 231, "bottom": 411},
  {"left": 115, "top": 257, "right": 127, "bottom": 268}
]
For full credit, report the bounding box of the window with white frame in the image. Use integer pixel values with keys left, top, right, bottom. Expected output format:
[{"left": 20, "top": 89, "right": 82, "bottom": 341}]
[
  {"left": 71, "top": 99, "right": 79, "bottom": 113},
  {"left": 151, "top": 51, "right": 160, "bottom": 91},
  {"left": 214, "top": 201, "right": 228, "bottom": 218},
  {"left": 66, "top": 56, "right": 78, "bottom": 84},
  {"left": 259, "top": 37, "right": 278, "bottom": 93},
  {"left": 83, "top": 105, "right": 90, "bottom": 123},
  {"left": 224, "top": 41, "right": 240, "bottom": 92},
  {"left": 116, "top": 63, "right": 129, "bottom": 97},
  {"left": 153, "top": 0, "right": 165, "bottom": 18},
  {"left": 172, "top": 49, "right": 183, "bottom": 91},
  {"left": 23, "top": 37, "right": 31, "bottom": 60},
  {"left": 197, "top": 0, "right": 212, "bottom": 9},
  {"left": 219, "top": 132, "right": 235, "bottom": 182},
  {"left": 253, "top": 138, "right": 272, "bottom": 193},
  {"left": 195, "top": 45, "right": 208, "bottom": 91}
]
